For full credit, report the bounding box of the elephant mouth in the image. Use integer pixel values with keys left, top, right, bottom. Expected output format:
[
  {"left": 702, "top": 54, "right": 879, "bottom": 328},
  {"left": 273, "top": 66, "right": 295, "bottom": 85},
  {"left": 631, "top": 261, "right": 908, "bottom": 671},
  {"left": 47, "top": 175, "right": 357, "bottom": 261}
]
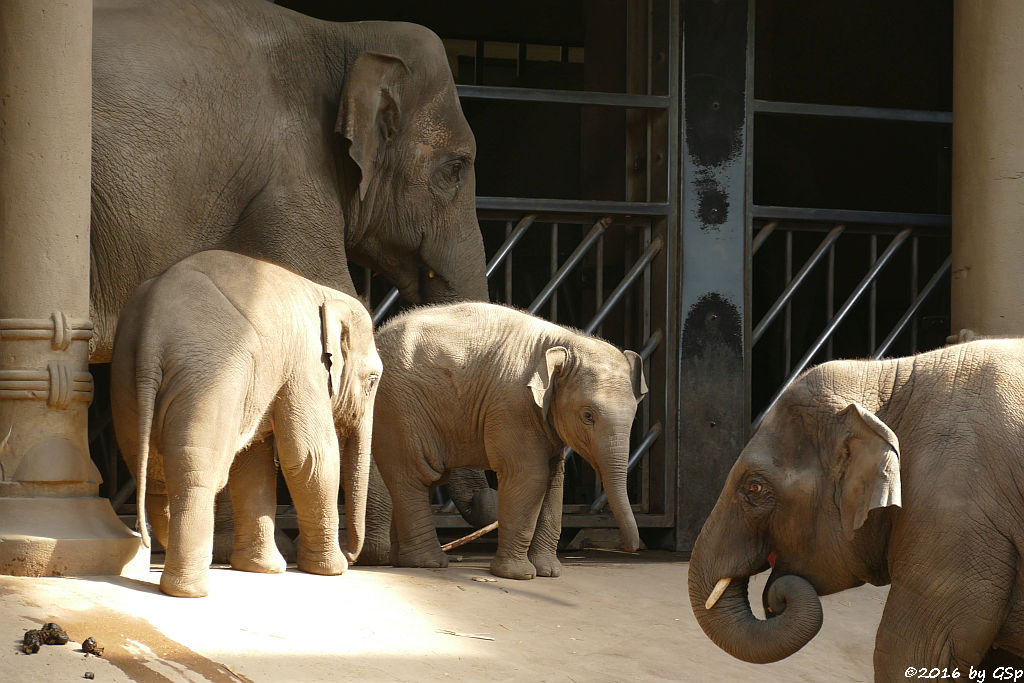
[{"left": 703, "top": 549, "right": 779, "bottom": 611}]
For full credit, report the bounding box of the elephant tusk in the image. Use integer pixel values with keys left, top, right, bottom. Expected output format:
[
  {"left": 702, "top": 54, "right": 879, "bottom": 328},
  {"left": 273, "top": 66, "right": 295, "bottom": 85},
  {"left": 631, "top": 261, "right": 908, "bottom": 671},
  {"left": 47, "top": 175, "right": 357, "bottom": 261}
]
[{"left": 705, "top": 577, "right": 732, "bottom": 610}]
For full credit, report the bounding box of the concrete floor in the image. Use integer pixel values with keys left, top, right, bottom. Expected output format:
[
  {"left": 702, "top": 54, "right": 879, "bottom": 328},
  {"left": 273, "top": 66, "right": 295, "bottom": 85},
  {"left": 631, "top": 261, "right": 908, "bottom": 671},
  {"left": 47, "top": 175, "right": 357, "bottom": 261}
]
[{"left": 0, "top": 550, "right": 888, "bottom": 682}]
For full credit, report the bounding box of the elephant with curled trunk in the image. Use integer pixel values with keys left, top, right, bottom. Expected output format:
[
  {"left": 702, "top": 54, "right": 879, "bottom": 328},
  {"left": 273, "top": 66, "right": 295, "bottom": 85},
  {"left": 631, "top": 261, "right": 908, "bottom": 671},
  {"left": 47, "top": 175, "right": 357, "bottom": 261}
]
[
  {"left": 90, "top": 0, "right": 487, "bottom": 362},
  {"left": 371, "top": 303, "right": 647, "bottom": 580},
  {"left": 111, "top": 251, "right": 382, "bottom": 598},
  {"left": 689, "top": 338, "right": 1024, "bottom": 679}
]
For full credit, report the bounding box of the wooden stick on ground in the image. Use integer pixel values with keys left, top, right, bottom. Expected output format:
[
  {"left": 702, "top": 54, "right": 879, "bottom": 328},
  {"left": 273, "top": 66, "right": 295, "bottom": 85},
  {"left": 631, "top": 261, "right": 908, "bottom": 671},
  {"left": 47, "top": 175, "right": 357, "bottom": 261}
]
[{"left": 441, "top": 521, "right": 499, "bottom": 552}]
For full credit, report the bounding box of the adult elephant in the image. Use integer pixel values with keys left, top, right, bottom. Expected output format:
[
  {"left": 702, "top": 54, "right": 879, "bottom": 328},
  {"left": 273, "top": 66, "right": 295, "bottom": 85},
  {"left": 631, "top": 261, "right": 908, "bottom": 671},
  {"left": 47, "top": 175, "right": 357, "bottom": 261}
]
[
  {"left": 689, "top": 339, "right": 1024, "bottom": 680},
  {"left": 90, "top": 0, "right": 487, "bottom": 363}
]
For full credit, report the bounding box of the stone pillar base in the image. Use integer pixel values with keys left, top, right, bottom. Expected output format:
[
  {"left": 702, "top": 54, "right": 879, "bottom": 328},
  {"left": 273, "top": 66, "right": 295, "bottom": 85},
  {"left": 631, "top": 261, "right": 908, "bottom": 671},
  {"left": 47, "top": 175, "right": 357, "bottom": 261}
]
[{"left": 0, "top": 497, "right": 149, "bottom": 578}]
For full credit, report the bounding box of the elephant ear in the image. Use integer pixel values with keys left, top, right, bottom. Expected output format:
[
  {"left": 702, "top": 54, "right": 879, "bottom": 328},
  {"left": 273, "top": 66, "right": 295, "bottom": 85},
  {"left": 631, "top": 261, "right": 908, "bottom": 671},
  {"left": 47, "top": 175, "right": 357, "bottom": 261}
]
[
  {"left": 623, "top": 350, "right": 648, "bottom": 404},
  {"left": 836, "top": 403, "right": 902, "bottom": 541},
  {"left": 335, "top": 52, "right": 410, "bottom": 201},
  {"left": 320, "top": 299, "right": 357, "bottom": 397},
  {"left": 527, "top": 346, "right": 568, "bottom": 420}
]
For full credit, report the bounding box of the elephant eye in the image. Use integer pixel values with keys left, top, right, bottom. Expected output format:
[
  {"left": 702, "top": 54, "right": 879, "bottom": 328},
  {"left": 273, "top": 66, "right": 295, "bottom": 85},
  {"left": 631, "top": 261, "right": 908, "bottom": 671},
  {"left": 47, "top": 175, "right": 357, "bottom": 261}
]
[
  {"left": 366, "top": 374, "right": 379, "bottom": 395},
  {"left": 581, "top": 409, "right": 595, "bottom": 425},
  {"left": 748, "top": 482, "right": 763, "bottom": 495},
  {"left": 438, "top": 159, "right": 464, "bottom": 191}
]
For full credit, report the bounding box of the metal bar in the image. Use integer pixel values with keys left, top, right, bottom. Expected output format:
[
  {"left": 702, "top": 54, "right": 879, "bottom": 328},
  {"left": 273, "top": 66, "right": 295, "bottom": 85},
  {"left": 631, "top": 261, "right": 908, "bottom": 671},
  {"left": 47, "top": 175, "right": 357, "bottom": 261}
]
[
  {"left": 827, "top": 240, "right": 835, "bottom": 358},
  {"left": 751, "top": 220, "right": 778, "bottom": 255},
  {"left": 752, "top": 225, "right": 845, "bottom": 343},
  {"left": 872, "top": 256, "right": 952, "bottom": 360},
  {"left": 528, "top": 219, "right": 609, "bottom": 314},
  {"left": 595, "top": 232, "right": 604, "bottom": 336},
  {"left": 372, "top": 289, "right": 401, "bottom": 326},
  {"left": 911, "top": 236, "right": 920, "bottom": 351},
  {"left": 869, "top": 234, "right": 878, "bottom": 353},
  {"left": 504, "top": 221, "right": 513, "bottom": 304},
  {"left": 638, "top": 329, "right": 663, "bottom": 362},
  {"left": 485, "top": 214, "right": 536, "bottom": 278},
  {"left": 753, "top": 99, "right": 953, "bottom": 124},
  {"left": 550, "top": 223, "right": 559, "bottom": 320},
  {"left": 589, "top": 422, "right": 663, "bottom": 512},
  {"left": 111, "top": 479, "right": 135, "bottom": 509},
  {"left": 753, "top": 205, "right": 951, "bottom": 228},
  {"left": 754, "top": 228, "right": 913, "bottom": 429},
  {"left": 457, "top": 84, "right": 671, "bottom": 110},
  {"left": 476, "top": 196, "right": 670, "bottom": 216},
  {"left": 584, "top": 237, "right": 664, "bottom": 335},
  {"left": 784, "top": 230, "right": 792, "bottom": 373}
]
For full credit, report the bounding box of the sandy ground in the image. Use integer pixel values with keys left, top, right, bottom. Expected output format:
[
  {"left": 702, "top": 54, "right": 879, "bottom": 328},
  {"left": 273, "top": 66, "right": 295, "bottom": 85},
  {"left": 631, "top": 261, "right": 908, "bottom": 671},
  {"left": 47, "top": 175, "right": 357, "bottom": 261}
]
[{"left": 0, "top": 550, "right": 888, "bottom": 682}]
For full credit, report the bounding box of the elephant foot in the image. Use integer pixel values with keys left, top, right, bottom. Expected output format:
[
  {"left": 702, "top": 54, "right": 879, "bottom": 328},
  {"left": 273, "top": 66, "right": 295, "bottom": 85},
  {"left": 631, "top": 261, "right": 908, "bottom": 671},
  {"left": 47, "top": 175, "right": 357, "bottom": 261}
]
[
  {"left": 395, "top": 548, "right": 449, "bottom": 569},
  {"left": 229, "top": 545, "right": 287, "bottom": 574},
  {"left": 490, "top": 555, "right": 536, "bottom": 580},
  {"left": 355, "top": 538, "right": 392, "bottom": 566},
  {"left": 528, "top": 551, "right": 562, "bottom": 578},
  {"left": 297, "top": 543, "right": 348, "bottom": 576},
  {"left": 159, "top": 568, "right": 210, "bottom": 598}
]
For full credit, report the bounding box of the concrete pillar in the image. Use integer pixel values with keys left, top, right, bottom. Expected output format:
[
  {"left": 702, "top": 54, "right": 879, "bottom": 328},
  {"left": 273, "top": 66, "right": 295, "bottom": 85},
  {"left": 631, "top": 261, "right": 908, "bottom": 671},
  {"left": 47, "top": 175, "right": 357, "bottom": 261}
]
[
  {"left": 0, "top": 0, "right": 147, "bottom": 575},
  {"left": 951, "top": 1, "right": 1024, "bottom": 336}
]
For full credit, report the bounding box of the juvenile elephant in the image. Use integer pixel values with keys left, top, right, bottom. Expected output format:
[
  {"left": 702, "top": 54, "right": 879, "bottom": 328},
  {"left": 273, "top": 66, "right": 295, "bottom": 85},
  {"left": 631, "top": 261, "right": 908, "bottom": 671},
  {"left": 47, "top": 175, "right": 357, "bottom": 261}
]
[
  {"left": 111, "top": 251, "right": 382, "bottom": 597},
  {"left": 689, "top": 339, "right": 1024, "bottom": 679},
  {"left": 372, "top": 303, "right": 647, "bottom": 580},
  {"left": 90, "top": 0, "right": 487, "bottom": 362}
]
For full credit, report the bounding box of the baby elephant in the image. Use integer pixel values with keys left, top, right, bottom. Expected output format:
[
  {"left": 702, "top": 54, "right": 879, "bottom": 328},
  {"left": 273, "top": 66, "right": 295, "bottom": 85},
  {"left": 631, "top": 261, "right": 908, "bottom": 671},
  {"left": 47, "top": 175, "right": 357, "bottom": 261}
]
[
  {"left": 111, "top": 250, "right": 382, "bottom": 597},
  {"left": 373, "top": 302, "right": 647, "bottom": 580}
]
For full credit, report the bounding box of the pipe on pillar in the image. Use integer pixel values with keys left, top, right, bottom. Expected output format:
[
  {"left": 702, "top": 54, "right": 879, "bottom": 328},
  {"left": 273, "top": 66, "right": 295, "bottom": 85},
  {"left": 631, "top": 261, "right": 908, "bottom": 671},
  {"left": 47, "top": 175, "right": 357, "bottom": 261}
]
[
  {"left": 0, "top": 0, "right": 147, "bottom": 576},
  {"left": 951, "top": 1, "right": 1024, "bottom": 337}
]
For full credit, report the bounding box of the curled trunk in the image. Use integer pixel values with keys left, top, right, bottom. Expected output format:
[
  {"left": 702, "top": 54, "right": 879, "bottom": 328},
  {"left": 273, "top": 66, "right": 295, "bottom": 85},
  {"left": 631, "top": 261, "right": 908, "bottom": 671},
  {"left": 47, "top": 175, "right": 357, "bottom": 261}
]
[{"left": 688, "top": 541, "right": 823, "bottom": 663}]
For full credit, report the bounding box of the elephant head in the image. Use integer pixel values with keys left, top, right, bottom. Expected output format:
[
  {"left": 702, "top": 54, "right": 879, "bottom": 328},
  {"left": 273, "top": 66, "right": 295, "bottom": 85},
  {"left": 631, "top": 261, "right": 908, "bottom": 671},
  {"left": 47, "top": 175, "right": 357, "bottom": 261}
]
[
  {"left": 321, "top": 298, "right": 384, "bottom": 562},
  {"left": 688, "top": 367, "right": 902, "bottom": 663},
  {"left": 336, "top": 25, "right": 488, "bottom": 305},
  {"left": 528, "top": 343, "right": 648, "bottom": 552}
]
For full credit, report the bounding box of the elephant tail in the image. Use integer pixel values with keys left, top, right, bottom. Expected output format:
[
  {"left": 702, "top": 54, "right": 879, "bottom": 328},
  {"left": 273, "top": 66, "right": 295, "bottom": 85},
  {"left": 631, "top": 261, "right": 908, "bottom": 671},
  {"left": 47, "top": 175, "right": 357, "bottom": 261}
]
[{"left": 134, "top": 350, "right": 162, "bottom": 549}]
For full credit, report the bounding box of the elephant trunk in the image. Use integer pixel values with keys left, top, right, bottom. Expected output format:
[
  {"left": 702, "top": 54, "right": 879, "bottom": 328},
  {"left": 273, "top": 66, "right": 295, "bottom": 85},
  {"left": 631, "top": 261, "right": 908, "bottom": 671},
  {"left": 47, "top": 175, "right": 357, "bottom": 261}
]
[
  {"left": 341, "top": 410, "right": 373, "bottom": 562},
  {"left": 594, "top": 442, "right": 640, "bottom": 552},
  {"left": 447, "top": 468, "right": 498, "bottom": 529},
  {"left": 421, "top": 210, "right": 489, "bottom": 304},
  {"left": 687, "top": 525, "right": 823, "bottom": 663}
]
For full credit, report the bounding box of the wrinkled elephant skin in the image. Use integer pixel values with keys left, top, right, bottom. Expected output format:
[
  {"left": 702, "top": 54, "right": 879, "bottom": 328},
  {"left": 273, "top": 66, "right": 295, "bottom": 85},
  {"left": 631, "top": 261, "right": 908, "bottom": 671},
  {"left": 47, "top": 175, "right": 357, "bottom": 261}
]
[
  {"left": 371, "top": 303, "right": 647, "bottom": 580},
  {"left": 111, "top": 251, "right": 382, "bottom": 597},
  {"left": 689, "top": 339, "right": 1024, "bottom": 679}
]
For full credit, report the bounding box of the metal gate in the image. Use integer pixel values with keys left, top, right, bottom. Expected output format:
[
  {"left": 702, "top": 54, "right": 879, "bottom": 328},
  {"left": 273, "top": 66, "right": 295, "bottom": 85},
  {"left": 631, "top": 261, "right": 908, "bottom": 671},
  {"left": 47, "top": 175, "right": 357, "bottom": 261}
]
[{"left": 675, "top": 0, "right": 953, "bottom": 549}]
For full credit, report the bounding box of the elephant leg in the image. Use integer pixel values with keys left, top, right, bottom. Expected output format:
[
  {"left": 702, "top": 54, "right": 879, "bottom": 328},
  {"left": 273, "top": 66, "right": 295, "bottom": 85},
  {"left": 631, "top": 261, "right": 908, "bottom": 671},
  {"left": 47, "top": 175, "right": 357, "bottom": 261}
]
[
  {"left": 874, "top": 556, "right": 1012, "bottom": 679},
  {"left": 527, "top": 453, "right": 564, "bottom": 578},
  {"left": 272, "top": 386, "right": 346, "bottom": 576},
  {"left": 357, "top": 458, "right": 394, "bottom": 566},
  {"left": 141, "top": 450, "right": 170, "bottom": 551},
  {"left": 145, "top": 488, "right": 170, "bottom": 552},
  {"left": 487, "top": 434, "right": 551, "bottom": 580},
  {"left": 386, "top": 471, "right": 447, "bottom": 568},
  {"left": 160, "top": 443, "right": 232, "bottom": 598},
  {"left": 227, "top": 437, "right": 286, "bottom": 574}
]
